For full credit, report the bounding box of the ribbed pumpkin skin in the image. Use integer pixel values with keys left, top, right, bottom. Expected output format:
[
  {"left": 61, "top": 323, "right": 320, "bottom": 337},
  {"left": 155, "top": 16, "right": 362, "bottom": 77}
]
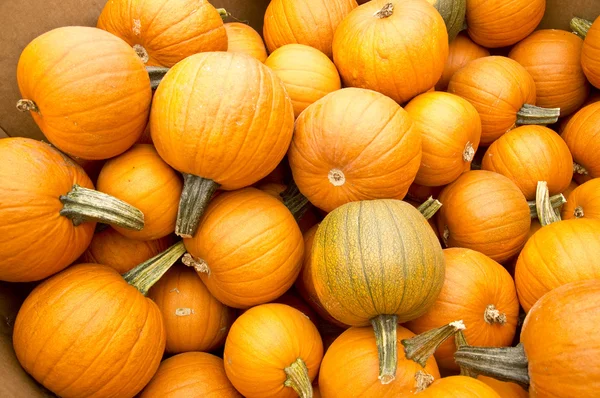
[
  {"left": 289, "top": 88, "right": 422, "bottom": 213},
  {"left": 183, "top": 188, "right": 304, "bottom": 308},
  {"left": 265, "top": 44, "right": 341, "bottom": 118},
  {"left": 515, "top": 219, "right": 600, "bottom": 312},
  {"left": 562, "top": 178, "right": 600, "bottom": 220},
  {"left": 436, "top": 32, "right": 490, "bottom": 91},
  {"left": 561, "top": 102, "right": 600, "bottom": 178},
  {"left": 17, "top": 27, "right": 151, "bottom": 160},
  {"left": 448, "top": 56, "right": 537, "bottom": 146},
  {"left": 509, "top": 30, "right": 589, "bottom": 117},
  {"left": 13, "top": 264, "right": 166, "bottom": 398},
  {"left": 477, "top": 376, "right": 528, "bottom": 398},
  {"left": 224, "top": 304, "right": 323, "bottom": 398},
  {"left": 318, "top": 326, "right": 440, "bottom": 397},
  {"left": 419, "top": 376, "right": 501, "bottom": 397},
  {"left": 312, "top": 200, "right": 445, "bottom": 326},
  {"left": 225, "top": 22, "right": 268, "bottom": 62},
  {"left": 80, "top": 228, "right": 173, "bottom": 273},
  {"left": 140, "top": 352, "right": 241, "bottom": 398},
  {"left": 0, "top": 138, "right": 95, "bottom": 282},
  {"left": 481, "top": 126, "right": 573, "bottom": 200},
  {"left": 404, "top": 92, "right": 481, "bottom": 187},
  {"left": 151, "top": 52, "right": 294, "bottom": 190},
  {"left": 436, "top": 171, "right": 531, "bottom": 263},
  {"left": 521, "top": 280, "right": 600, "bottom": 397},
  {"left": 97, "top": 0, "right": 227, "bottom": 67},
  {"left": 148, "top": 265, "right": 234, "bottom": 354},
  {"left": 582, "top": 16, "right": 600, "bottom": 89},
  {"left": 263, "top": 0, "right": 358, "bottom": 58},
  {"left": 466, "top": 0, "right": 545, "bottom": 48},
  {"left": 333, "top": 0, "right": 448, "bottom": 104},
  {"left": 97, "top": 144, "right": 182, "bottom": 240},
  {"left": 405, "top": 248, "right": 519, "bottom": 371}
]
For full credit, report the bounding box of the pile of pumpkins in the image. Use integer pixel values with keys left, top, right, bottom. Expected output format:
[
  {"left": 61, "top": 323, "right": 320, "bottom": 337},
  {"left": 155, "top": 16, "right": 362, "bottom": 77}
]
[{"left": 2, "top": 0, "right": 600, "bottom": 396}]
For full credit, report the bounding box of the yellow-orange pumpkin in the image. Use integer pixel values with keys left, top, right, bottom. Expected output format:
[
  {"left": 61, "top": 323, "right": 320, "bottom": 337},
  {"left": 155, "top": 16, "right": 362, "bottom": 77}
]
[
  {"left": 477, "top": 376, "right": 528, "bottom": 398},
  {"left": 580, "top": 16, "right": 600, "bottom": 88},
  {"left": 225, "top": 22, "right": 268, "bottom": 62},
  {"left": 561, "top": 102, "right": 600, "bottom": 178},
  {"left": 418, "top": 376, "right": 501, "bottom": 397},
  {"left": 562, "top": 178, "right": 600, "bottom": 220},
  {"left": 436, "top": 32, "right": 490, "bottom": 91}
]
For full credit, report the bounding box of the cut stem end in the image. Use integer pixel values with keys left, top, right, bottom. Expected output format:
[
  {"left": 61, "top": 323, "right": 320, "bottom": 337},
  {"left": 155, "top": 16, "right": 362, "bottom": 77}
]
[
  {"left": 374, "top": 2, "right": 394, "bottom": 18},
  {"left": 463, "top": 141, "right": 475, "bottom": 162},
  {"left": 417, "top": 196, "right": 443, "bottom": 220},
  {"left": 16, "top": 99, "right": 39, "bottom": 113},
  {"left": 402, "top": 320, "right": 466, "bottom": 367},
  {"left": 283, "top": 358, "right": 313, "bottom": 398},
  {"left": 571, "top": 17, "right": 592, "bottom": 38},
  {"left": 484, "top": 304, "right": 507, "bottom": 325},
  {"left": 516, "top": 104, "right": 560, "bottom": 125}
]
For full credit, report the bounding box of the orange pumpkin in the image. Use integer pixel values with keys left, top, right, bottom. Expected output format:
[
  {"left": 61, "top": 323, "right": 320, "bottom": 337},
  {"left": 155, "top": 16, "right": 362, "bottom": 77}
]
[
  {"left": 150, "top": 52, "right": 294, "bottom": 238},
  {"left": 333, "top": 0, "right": 448, "bottom": 104},
  {"left": 508, "top": 29, "right": 589, "bottom": 117},
  {"left": 404, "top": 92, "right": 481, "bottom": 187},
  {"left": 557, "top": 90, "right": 600, "bottom": 133},
  {"left": 97, "top": 0, "right": 227, "bottom": 67},
  {"left": 263, "top": 0, "right": 358, "bottom": 58},
  {"left": 436, "top": 170, "right": 531, "bottom": 263},
  {"left": 562, "top": 178, "right": 600, "bottom": 220},
  {"left": 225, "top": 22, "right": 268, "bottom": 62},
  {"left": 436, "top": 32, "right": 490, "bottom": 91},
  {"left": 224, "top": 303, "right": 323, "bottom": 398},
  {"left": 183, "top": 188, "right": 304, "bottom": 308},
  {"left": 448, "top": 56, "right": 559, "bottom": 146},
  {"left": 265, "top": 44, "right": 341, "bottom": 118},
  {"left": 16, "top": 27, "right": 151, "bottom": 160},
  {"left": 579, "top": 16, "right": 600, "bottom": 88},
  {"left": 477, "top": 376, "right": 528, "bottom": 398},
  {"left": 561, "top": 102, "right": 600, "bottom": 178},
  {"left": 466, "top": 0, "right": 545, "bottom": 48},
  {"left": 562, "top": 180, "right": 580, "bottom": 198},
  {"left": 288, "top": 88, "right": 422, "bottom": 212},
  {"left": 418, "top": 376, "right": 501, "bottom": 397}
]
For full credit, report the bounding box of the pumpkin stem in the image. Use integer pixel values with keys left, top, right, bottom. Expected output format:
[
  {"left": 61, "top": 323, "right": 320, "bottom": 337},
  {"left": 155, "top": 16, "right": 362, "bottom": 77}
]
[
  {"left": 463, "top": 141, "right": 475, "bottom": 162},
  {"left": 133, "top": 44, "right": 149, "bottom": 63},
  {"left": 417, "top": 196, "right": 442, "bottom": 220},
  {"left": 283, "top": 358, "right": 313, "bottom": 398},
  {"left": 181, "top": 253, "right": 211, "bottom": 275},
  {"left": 146, "top": 66, "right": 170, "bottom": 90},
  {"left": 442, "top": 226, "right": 450, "bottom": 247},
  {"left": 570, "top": 17, "right": 592, "bottom": 38},
  {"left": 536, "top": 181, "right": 562, "bottom": 226},
  {"left": 370, "top": 314, "right": 398, "bottom": 384},
  {"left": 217, "top": 8, "right": 230, "bottom": 20},
  {"left": 402, "top": 320, "right": 466, "bottom": 367},
  {"left": 573, "top": 162, "right": 588, "bottom": 175},
  {"left": 516, "top": 104, "right": 560, "bottom": 125},
  {"left": 281, "top": 180, "right": 310, "bottom": 221},
  {"left": 574, "top": 206, "right": 585, "bottom": 218},
  {"left": 455, "top": 331, "right": 478, "bottom": 378},
  {"left": 59, "top": 184, "right": 144, "bottom": 230},
  {"left": 454, "top": 343, "right": 530, "bottom": 390},
  {"left": 415, "top": 370, "right": 435, "bottom": 393},
  {"left": 16, "top": 99, "right": 39, "bottom": 114},
  {"left": 483, "top": 304, "right": 507, "bottom": 325},
  {"left": 176, "top": 174, "right": 220, "bottom": 238},
  {"left": 328, "top": 168, "right": 346, "bottom": 186},
  {"left": 123, "top": 241, "right": 186, "bottom": 295},
  {"left": 374, "top": 3, "right": 394, "bottom": 18},
  {"left": 528, "top": 194, "right": 566, "bottom": 219}
]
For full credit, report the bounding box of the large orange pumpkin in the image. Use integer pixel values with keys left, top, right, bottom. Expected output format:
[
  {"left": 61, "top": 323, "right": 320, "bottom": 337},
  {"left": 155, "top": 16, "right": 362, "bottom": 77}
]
[
  {"left": 333, "top": 0, "right": 448, "bottom": 104},
  {"left": 576, "top": 16, "right": 600, "bottom": 89},
  {"left": 225, "top": 22, "right": 268, "bottom": 62},
  {"left": 436, "top": 32, "right": 490, "bottom": 91},
  {"left": 562, "top": 178, "right": 600, "bottom": 220},
  {"left": 561, "top": 102, "right": 600, "bottom": 179},
  {"left": 418, "top": 376, "right": 501, "bottom": 397},
  {"left": 150, "top": 52, "right": 294, "bottom": 237},
  {"left": 477, "top": 376, "right": 528, "bottom": 398},
  {"left": 16, "top": 27, "right": 151, "bottom": 160},
  {"left": 288, "top": 88, "right": 421, "bottom": 212},
  {"left": 97, "top": 0, "right": 227, "bottom": 67}
]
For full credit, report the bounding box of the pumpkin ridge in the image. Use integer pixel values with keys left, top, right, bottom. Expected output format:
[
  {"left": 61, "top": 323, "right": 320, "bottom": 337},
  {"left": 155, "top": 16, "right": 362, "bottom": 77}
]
[
  {"left": 382, "top": 201, "right": 410, "bottom": 318},
  {"left": 356, "top": 201, "right": 380, "bottom": 312}
]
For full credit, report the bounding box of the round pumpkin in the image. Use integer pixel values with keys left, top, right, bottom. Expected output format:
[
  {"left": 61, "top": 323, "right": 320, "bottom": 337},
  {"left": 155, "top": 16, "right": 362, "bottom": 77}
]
[
  {"left": 558, "top": 90, "right": 600, "bottom": 133},
  {"left": 418, "top": 376, "right": 501, "bottom": 397},
  {"left": 436, "top": 32, "right": 490, "bottom": 91},
  {"left": 561, "top": 101, "right": 600, "bottom": 179},
  {"left": 477, "top": 376, "right": 528, "bottom": 398},
  {"left": 562, "top": 178, "right": 600, "bottom": 220},
  {"left": 16, "top": 27, "right": 151, "bottom": 160},
  {"left": 265, "top": 44, "right": 341, "bottom": 118},
  {"left": 333, "top": 0, "right": 448, "bottom": 104},
  {"left": 288, "top": 88, "right": 422, "bottom": 212},
  {"left": 97, "top": 0, "right": 227, "bottom": 67},
  {"left": 581, "top": 16, "right": 600, "bottom": 89},
  {"left": 404, "top": 92, "right": 481, "bottom": 187},
  {"left": 150, "top": 51, "right": 294, "bottom": 238},
  {"left": 225, "top": 22, "right": 268, "bottom": 62},
  {"left": 224, "top": 303, "right": 323, "bottom": 398},
  {"left": 436, "top": 170, "right": 531, "bottom": 263}
]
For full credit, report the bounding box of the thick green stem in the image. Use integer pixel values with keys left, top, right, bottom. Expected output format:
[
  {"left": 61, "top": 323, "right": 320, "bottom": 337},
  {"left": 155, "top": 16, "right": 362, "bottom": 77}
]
[
  {"left": 59, "top": 184, "right": 144, "bottom": 230},
  {"left": 434, "top": 0, "right": 466, "bottom": 42},
  {"left": 528, "top": 194, "right": 566, "bottom": 219},
  {"left": 283, "top": 358, "right": 313, "bottom": 398},
  {"left": 375, "top": 3, "right": 394, "bottom": 18},
  {"left": 536, "top": 181, "right": 561, "bottom": 226},
  {"left": 455, "top": 331, "right": 478, "bottom": 378},
  {"left": 175, "top": 174, "right": 220, "bottom": 238},
  {"left": 16, "top": 99, "right": 40, "bottom": 114},
  {"left": 516, "top": 104, "right": 560, "bottom": 125},
  {"left": 280, "top": 180, "right": 310, "bottom": 221},
  {"left": 571, "top": 17, "right": 592, "bottom": 38},
  {"left": 123, "top": 241, "right": 186, "bottom": 295},
  {"left": 417, "top": 196, "right": 442, "bottom": 220},
  {"left": 402, "top": 320, "right": 466, "bottom": 367},
  {"left": 370, "top": 314, "right": 398, "bottom": 384},
  {"left": 146, "top": 66, "right": 170, "bottom": 90}
]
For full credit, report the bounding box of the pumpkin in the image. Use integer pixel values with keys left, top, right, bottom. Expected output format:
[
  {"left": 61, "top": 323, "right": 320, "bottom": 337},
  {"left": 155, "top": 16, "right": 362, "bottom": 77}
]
[
  {"left": 424, "top": 0, "right": 466, "bottom": 42},
  {"left": 288, "top": 88, "right": 422, "bottom": 213},
  {"left": 465, "top": 0, "right": 545, "bottom": 48},
  {"left": 404, "top": 92, "right": 481, "bottom": 187},
  {"left": 448, "top": 56, "right": 560, "bottom": 146},
  {"left": 562, "top": 178, "right": 600, "bottom": 219},
  {"left": 563, "top": 179, "right": 580, "bottom": 198},
  {"left": 574, "top": 16, "right": 600, "bottom": 89},
  {"left": 405, "top": 248, "right": 520, "bottom": 371},
  {"left": 97, "top": 144, "right": 183, "bottom": 240},
  {"left": 477, "top": 376, "right": 528, "bottom": 398},
  {"left": 12, "top": 242, "right": 186, "bottom": 398},
  {"left": 80, "top": 228, "right": 173, "bottom": 273},
  {"left": 16, "top": 27, "right": 151, "bottom": 160},
  {"left": 263, "top": 0, "right": 357, "bottom": 58},
  {"left": 97, "top": 0, "right": 227, "bottom": 67},
  {"left": 182, "top": 188, "right": 303, "bottom": 308},
  {"left": 561, "top": 102, "right": 600, "bottom": 178},
  {"left": 225, "top": 22, "right": 268, "bottom": 62},
  {"left": 481, "top": 126, "right": 573, "bottom": 200},
  {"left": 455, "top": 279, "right": 600, "bottom": 397},
  {"left": 0, "top": 138, "right": 145, "bottom": 282},
  {"left": 418, "top": 376, "right": 501, "bottom": 397},
  {"left": 333, "top": 0, "right": 448, "bottom": 104},
  {"left": 558, "top": 90, "right": 600, "bottom": 134},
  {"left": 436, "top": 32, "right": 490, "bottom": 91},
  {"left": 150, "top": 51, "right": 294, "bottom": 237},
  {"left": 265, "top": 44, "right": 342, "bottom": 118},
  {"left": 223, "top": 303, "right": 323, "bottom": 398},
  {"left": 312, "top": 199, "right": 445, "bottom": 382}
]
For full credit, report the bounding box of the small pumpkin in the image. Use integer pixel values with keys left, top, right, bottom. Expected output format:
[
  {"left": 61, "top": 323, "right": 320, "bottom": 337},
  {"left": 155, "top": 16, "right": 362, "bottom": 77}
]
[
  {"left": 436, "top": 32, "right": 490, "bottom": 91},
  {"left": 97, "top": 0, "right": 227, "bottom": 67},
  {"left": 223, "top": 303, "right": 323, "bottom": 398},
  {"left": 333, "top": 0, "right": 448, "bottom": 104},
  {"left": 225, "top": 22, "right": 268, "bottom": 62},
  {"left": 561, "top": 101, "right": 600, "bottom": 179},
  {"left": 404, "top": 92, "right": 481, "bottom": 187},
  {"left": 418, "top": 376, "right": 501, "bottom": 397},
  {"left": 477, "top": 376, "right": 528, "bottom": 398},
  {"left": 573, "top": 16, "right": 600, "bottom": 89},
  {"left": 16, "top": 27, "right": 151, "bottom": 160},
  {"left": 265, "top": 44, "right": 341, "bottom": 118},
  {"left": 558, "top": 90, "right": 600, "bottom": 133},
  {"left": 562, "top": 178, "right": 600, "bottom": 220}
]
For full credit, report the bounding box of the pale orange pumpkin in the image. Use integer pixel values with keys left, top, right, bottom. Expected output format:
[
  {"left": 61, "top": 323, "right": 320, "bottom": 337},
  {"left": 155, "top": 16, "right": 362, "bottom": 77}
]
[
  {"left": 418, "top": 376, "right": 501, "bottom": 397},
  {"left": 562, "top": 178, "right": 600, "bottom": 220},
  {"left": 580, "top": 16, "right": 600, "bottom": 88},
  {"left": 477, "top": 376, "right": 528, "bottom": 398},
  {"left": 561, "top": 102, "right": 600, "bottom": 179},
  {"left": 436, "top": 32, "right": 490, "bottom": 91},
  {"left": 225, "top": 22, "right": 268, "bottom": 62}
]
